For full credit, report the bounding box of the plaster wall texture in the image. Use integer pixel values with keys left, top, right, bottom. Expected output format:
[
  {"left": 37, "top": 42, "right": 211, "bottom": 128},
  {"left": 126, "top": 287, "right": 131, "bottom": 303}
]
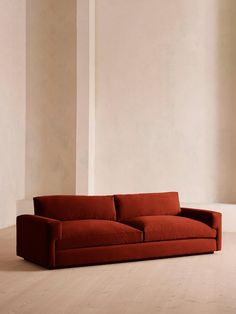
[
  {"left": 0, "top": 0, "right": 26, "bottom": 228},
  {"left": 25, "top": 0, "right": 77, "bottom": 198},
  {"left": 95, "top": 0, "right": 236, "bottom": 203}
]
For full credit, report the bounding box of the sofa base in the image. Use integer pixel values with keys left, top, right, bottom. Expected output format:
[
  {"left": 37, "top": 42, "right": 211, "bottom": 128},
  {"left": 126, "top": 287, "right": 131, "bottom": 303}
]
[{"left": 54, "top": 238, "right": 216, "bottom": 269}]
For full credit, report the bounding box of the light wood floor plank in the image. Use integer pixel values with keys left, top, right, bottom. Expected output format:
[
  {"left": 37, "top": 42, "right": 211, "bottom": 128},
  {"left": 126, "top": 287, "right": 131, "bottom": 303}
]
[{"left": 0, "top": 227, "right": 236, "bottom": 313}]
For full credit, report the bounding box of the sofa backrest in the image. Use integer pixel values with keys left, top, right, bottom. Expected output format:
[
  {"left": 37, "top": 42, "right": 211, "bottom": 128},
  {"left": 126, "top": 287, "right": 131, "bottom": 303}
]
[
  {"left": 33, "top": 195, "right": 116, "bottom": 221},
  {"left": 114, "top": 192, "right": 180, "bottom": 220}
]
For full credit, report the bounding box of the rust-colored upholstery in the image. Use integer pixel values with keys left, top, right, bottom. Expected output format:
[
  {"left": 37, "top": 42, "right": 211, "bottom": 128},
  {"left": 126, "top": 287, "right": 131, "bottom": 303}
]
[
  {"left": 17, "top": 215, "right": 62, "bottom": 268},
  {"left": 122, "top": 216, "right": 216, "bottom": 242},
  {"left": 16, "top": 193, "right": 222, "bottom": 269},
  {"left": 56, "top": 239, "right": 217, "bottom": 268},
  {"left": 34, "top": 195, "right": 116, "bottom": 221},
  {"left": 56, "top": 220, "right": 143, "bottom": 250},
  {"left": 180, "top": 207, "right": 222, "bottom": 250},
  {"left": 115, "top": 192, "right": 180, "bottom": 220}
]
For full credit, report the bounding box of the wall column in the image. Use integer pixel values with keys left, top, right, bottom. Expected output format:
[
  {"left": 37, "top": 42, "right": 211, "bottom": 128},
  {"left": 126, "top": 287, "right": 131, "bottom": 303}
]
[{"left": 76, "top": 0, "right": 96, "bottom": 194}]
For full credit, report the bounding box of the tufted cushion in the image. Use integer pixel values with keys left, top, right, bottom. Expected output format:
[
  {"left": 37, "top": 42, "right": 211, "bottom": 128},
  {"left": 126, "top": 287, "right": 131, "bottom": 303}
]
[
  {"left": 33, "top": 195, "right": 116, "bottom": 221},
  {"left": 114, "top": 192, "right": 180, "bottom": 220}
]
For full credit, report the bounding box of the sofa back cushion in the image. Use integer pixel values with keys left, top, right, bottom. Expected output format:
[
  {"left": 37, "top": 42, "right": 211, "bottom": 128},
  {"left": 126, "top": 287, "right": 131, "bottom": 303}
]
[
  {"left": 33, "top": 195, "right": 116, "bottom": 221},
  {"left": 114, "top": 192, "right": 180, "bottom": 220}
]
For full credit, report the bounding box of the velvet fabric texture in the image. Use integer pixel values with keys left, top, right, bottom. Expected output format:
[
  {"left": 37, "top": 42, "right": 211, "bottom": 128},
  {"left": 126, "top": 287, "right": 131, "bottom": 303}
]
[
  {"left": 122, "top": 215, "right": 216, "bottom": 242},
  {"left": 16, "top": 193, "right": 222, "bottom": 269},
  {"left": 17, "top": 215, "right": 61, "bottom": 268},
  {"left": 33, "top": 195, "right": 116, "bottom": 221},
  {"left": 55, "top": 239, "right": 216, "bottom": 268},
  {"left": 56, "top": 220, "right": 143, "bottom": 250},
  {"left": 114, "top": 192, "right": 180, "bottom": 220},
  {"left": 180, "top": 207, "right": 222, "bottom": 250}
]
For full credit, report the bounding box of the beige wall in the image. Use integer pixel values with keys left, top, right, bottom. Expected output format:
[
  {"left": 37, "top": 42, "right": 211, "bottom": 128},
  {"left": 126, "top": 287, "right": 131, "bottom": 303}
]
[
  {"left": 0, "top": 0, "right": 26, "bottom": 228},
  {"left": 1, "top": 0, "right": 236, "bottom": 228},
  {"left": 25, "top": 0, "right": 77, "bottom": 198},
  {"left": 95, "top": 0, "right": 236, "bottom": 203},
  {"left": 217, "top": 0, "right": 236, "bottom": 202},
  {"left": 76, "top": 0, "right": 96, "bottom": 195}
]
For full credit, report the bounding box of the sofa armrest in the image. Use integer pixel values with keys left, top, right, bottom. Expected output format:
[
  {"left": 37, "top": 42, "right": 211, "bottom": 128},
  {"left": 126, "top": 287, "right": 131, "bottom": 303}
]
[
  {"left": 180, "top": 207, "right": 222, "bottom": 251},
  {"left": 17, "top": 215, "right": 62, "bottom": 268}
]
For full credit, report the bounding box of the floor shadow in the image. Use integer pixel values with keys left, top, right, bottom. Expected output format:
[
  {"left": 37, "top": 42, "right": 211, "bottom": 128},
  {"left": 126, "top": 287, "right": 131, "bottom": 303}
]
[
  {"left": 0, "top": 258, "right": 45, "bottom": 272},
  {"left": 0, "top": 226, "right": 45, "bottom": 272}
]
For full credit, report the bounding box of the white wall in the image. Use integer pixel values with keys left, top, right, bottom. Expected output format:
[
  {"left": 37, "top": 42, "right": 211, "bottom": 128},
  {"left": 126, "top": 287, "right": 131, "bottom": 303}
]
[
  {"left": 25, "top": 0, "right": 77, "bottom": 198},
  {"left": 0, "top": 0, "right": 26, "bottom": 228},
  {"left": 95, "top": 0, "right": 236, "bottom": 204}
]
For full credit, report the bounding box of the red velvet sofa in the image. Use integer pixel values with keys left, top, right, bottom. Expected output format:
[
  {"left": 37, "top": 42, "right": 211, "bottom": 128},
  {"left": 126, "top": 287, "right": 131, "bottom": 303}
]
[{"left": 16, "top": 192, "right": 222, "bottom": 269}]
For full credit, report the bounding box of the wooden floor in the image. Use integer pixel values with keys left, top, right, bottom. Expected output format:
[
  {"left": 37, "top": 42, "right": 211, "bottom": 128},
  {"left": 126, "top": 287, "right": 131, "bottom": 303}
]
[{"left": 0, "top": 227, "right": 236, "bottom": 314}]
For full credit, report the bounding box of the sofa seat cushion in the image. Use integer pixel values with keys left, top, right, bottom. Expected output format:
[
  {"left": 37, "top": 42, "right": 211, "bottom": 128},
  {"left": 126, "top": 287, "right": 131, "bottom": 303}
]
[
  {"left": 56, "top": 220, "right": 143, "bottom": 250},
  {"left": 122, "top": 216, "right": 216, "bottom": 242}
]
